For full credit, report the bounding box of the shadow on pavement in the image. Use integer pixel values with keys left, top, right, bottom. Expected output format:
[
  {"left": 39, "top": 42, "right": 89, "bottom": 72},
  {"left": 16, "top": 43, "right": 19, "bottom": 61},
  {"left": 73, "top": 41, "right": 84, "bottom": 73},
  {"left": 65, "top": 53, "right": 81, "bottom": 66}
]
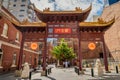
[
  {"left": 46, "top": 76, "right": 56, "bottom": 80},
  {"left": 88, "top": 74, "right": 120, "bottom": 80},
  {"left": 32, "top": 79, "right": 42, "bottom": 80}
]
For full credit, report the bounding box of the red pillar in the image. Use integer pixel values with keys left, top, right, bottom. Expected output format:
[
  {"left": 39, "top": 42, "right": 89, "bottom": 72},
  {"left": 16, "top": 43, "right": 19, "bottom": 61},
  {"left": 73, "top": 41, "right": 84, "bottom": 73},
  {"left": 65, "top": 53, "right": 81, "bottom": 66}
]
[
  {"left": 18, "top": 33, "right": 25, "bottom": 70},
  {"left": 102, "top": 34, "right": 109, "bottom": 72},
  {"left": 78, "top": 32, "right": 82, "bottom": 71},
  {"left": 42, "top": 38, "right": 47, "bottom": 71}
]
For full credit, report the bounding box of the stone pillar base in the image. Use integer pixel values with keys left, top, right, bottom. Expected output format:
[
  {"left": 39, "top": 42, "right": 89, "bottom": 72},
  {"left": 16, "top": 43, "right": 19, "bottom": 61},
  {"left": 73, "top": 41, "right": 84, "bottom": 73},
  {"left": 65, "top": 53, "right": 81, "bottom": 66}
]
[
  {"left": 106, "top": 71, "right": 111, "bottom": 73},
  {"left": 94, "top": 67, "right": 104, "bottom": 77},
  {"left": 79, "top": 70, "right": 84, "bottom": 74},
  {"left": 41, "top": 70, "right": 47, "bottom": 76},
  {"left": 14, "top": 70, "right": 22, "bottom": 77}
]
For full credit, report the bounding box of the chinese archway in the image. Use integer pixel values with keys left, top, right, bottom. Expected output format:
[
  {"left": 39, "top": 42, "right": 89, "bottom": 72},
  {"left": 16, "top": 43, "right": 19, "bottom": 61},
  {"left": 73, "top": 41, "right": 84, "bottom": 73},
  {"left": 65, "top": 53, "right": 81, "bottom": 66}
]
[{"left": 0, "top": 4, "right": 114, "bottom": 73}]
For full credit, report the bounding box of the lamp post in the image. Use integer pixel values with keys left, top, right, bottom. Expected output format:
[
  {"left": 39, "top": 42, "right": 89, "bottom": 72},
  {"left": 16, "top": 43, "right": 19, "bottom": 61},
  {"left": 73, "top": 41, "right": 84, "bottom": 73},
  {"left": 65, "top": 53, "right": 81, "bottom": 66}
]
[
  {"left": 115, "top": 49, "right": 118, "bottom": 64},
  {"left": 115, "top": 49, "right": 119, "bottom": 73}
]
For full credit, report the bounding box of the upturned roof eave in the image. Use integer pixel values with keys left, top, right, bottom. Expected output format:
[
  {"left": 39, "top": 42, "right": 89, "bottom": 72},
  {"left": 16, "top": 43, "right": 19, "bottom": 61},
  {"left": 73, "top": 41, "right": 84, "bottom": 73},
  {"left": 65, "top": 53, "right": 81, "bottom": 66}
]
[{"left": 79, "top": 18, "right": 115, "bottom": 28}]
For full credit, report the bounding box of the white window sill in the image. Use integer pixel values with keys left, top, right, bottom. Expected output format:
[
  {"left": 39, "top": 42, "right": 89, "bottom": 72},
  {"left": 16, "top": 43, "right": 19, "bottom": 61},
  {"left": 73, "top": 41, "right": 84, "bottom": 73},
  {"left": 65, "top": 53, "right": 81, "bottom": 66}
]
[
  {"left": 15, "top": 40, "right": 20, "bottom": 43},
  {"left": 11, "top": 64, "right": 16, "bottom": 67},
  {"left": 1, "top": 34, "right": 8, "bottom": 38},
  {"left": 0, "top": 66, "right": 3, "bottom": 68}
]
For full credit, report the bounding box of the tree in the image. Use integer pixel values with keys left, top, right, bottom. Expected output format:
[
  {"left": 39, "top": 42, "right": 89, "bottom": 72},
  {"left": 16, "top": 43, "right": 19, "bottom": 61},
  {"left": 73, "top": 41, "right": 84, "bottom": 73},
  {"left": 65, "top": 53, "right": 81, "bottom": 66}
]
[{"left": 51, "top": 38, "right": 76, "bottom": 65}]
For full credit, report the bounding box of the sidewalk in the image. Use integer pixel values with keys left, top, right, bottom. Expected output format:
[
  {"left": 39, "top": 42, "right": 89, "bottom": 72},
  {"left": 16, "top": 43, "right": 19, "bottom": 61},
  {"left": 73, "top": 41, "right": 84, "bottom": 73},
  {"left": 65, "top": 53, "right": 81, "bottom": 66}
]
[
  {"left": 32, "top": 68, "right": 80, "bottom": 80},
  {"left": 31, "top": 67, "right": 120, "bottom": 80},
  {"left": 0, "top": 67, "right": 120, "bottom": 80}
]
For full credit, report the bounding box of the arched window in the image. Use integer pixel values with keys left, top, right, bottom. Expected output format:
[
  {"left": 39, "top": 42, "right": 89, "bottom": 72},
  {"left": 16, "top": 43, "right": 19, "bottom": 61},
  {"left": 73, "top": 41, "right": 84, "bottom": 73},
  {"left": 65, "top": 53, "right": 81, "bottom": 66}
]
[
  {"left": 15, "top": 32, "right": 20, "bottom": 42},
  {"left": 1, "top": 23, "right": 8, "bottom": 38}
]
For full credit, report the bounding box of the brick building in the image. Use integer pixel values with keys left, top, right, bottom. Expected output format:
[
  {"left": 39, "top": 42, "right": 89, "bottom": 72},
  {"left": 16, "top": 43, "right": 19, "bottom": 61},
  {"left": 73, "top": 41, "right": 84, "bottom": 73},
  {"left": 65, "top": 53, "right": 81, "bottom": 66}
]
[
  {"left": 100, "top": 2, "right": 120, "bottom": 61},
  {"left": 0, "top": 6, "right": 39, "bottom": 73}
]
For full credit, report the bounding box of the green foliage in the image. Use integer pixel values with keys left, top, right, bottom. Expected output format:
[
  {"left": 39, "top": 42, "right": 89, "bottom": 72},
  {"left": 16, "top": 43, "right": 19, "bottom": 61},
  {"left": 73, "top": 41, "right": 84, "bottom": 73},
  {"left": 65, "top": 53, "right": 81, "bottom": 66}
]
[{"left": 51, "top": 38, "right": 76, "bottom": 61}]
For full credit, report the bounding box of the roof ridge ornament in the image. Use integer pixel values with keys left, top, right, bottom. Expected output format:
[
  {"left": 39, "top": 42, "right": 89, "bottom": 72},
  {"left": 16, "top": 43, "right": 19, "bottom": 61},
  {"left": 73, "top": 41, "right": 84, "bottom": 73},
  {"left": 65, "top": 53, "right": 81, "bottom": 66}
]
[
  {"left": 21, "top": 18, "right": 30, "bottom": 24},
  {"left": 79, "top": 17, "right": 114, "bottom": 27},
  {"left": 75, "top": 7, "right": 82, "bottom": 12},
  {"left": 43, "top": 7, "right": 50, "bottom": 12},
  {"left": 98, "top": 18, "right": 106, "bottom": 24}
]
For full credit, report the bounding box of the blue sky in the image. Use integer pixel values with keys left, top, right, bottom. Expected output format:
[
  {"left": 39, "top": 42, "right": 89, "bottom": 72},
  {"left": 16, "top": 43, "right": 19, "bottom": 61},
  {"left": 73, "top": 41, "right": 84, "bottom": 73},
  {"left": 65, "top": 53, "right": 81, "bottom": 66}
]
[{"left": 30, "top": 0, "right": 109, "bottom": 21}]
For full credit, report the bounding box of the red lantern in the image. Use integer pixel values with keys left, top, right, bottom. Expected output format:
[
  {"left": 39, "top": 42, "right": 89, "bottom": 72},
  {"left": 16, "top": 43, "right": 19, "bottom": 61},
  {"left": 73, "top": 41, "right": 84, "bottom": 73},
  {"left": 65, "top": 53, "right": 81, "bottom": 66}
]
[
  {"left": 31, "top": 43, "right": 38, "bottom": 50},
  {"left": 88, "top": 42, "right": 96, "bottom": 50}
]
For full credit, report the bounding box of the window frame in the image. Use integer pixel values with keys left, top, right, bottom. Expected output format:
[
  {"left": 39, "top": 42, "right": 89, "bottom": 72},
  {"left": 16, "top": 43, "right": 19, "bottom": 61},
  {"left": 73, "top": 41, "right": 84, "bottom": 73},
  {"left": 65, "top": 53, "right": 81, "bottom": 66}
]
[
  {"left": 11, "top": 53, "right": 17, "bottom": 67},
  {"left": 15, "top": 32, "right": 20, "bottom": 43},
  {"left": 1, "top": 23, "right": 9, "bottom": 38}
]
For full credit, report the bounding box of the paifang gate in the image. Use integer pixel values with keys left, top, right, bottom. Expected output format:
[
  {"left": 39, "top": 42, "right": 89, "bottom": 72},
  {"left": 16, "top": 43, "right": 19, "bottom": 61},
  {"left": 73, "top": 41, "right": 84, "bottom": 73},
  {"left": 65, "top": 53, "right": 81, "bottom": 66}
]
[{"left": 0, "top": 4, "right": 114, "bottom": 72}]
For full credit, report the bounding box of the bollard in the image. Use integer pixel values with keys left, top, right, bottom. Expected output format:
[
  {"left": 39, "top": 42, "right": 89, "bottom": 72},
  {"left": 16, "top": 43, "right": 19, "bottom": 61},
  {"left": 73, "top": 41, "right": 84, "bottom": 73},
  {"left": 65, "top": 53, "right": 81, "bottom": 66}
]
[
  {"left": 29, "top": 71, "right": 32, "bottom": 80},
  {"left": 74, "top": 67, "right": 80, "bottom": 75},
  {"left": 116, "top": 66, "right": 119, "bottom": 73},
  {"left": 91, "top": 68, "right": 94, "bottom": 77},
  {"left": 77, "top": 68, "right": 80, "bottom": 75},
  {"left": 48, "top": 68, "right": 50, "bottom": 75},
  {"left": 75, "top": 67, "right": 77, "bottom": 73},
  {"left": 50, "top": 68, "right": 51, "bottom": 73},
  {"left": 45, "top": 69, "right": 48, "bottom": 76},
  {"left": 75, "top": 67, "right": 76, "bottom": 73},
  {"left": 47, "top": 69, "right": 49, "bottom": 75}
]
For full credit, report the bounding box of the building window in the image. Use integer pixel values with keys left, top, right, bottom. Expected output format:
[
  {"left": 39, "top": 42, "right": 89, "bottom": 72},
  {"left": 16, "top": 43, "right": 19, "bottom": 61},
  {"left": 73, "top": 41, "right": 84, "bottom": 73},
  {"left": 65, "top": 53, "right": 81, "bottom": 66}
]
[
  {"left": 1, "top": 23, "right": 8, "bottom": 38},
  {"left": 12, "top": 53, "right": 16, "bottom": 66},
  {"left": 13, "top": 4, "right": 16, "bottom": 7},
  {"left": 20, "top": 9, "right": 25, "bottom": 12},
  {"left": 22, "top": 0, "right": 26, "bottom": 2},
  {"left": 0, "top": 49, "right": 3, "bottom": 67},
  {"left": 19, "top": 15, "right": 24, "bottom": 17},
  {"left": 21, "top": 4, "right": 25, "bottom": 7},
  {"left": 15, "top": 32, "right": 19, "bottom": 42},
  {"left": 14, "top": 0, "right": 17, "bottom": 2}
]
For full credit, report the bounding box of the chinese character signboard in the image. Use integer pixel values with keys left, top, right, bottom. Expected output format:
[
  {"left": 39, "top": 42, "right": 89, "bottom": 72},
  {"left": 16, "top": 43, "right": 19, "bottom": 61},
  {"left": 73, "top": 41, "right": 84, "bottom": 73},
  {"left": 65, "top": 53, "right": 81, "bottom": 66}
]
[{"left": 54, "top": 28, "right": 71, "bottom": 34}]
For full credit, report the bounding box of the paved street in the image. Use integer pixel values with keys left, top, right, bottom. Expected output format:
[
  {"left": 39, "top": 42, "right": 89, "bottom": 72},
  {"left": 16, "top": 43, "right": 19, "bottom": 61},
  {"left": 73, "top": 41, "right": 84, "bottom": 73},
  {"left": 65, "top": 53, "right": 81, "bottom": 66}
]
[
  {"left": 32, "top": 68, "right": 80, "bottom": 80},
  {"left": 32, "top": 68, "right": 120, "bottom": 80},
  {"left": 1, "top": 66, "right": 120, "bottom": 80}
]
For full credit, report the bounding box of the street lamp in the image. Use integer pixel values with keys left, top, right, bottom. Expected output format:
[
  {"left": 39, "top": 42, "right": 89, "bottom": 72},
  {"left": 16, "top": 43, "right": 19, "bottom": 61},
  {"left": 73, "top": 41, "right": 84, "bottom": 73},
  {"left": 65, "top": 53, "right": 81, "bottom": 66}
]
[
  {"left": 115, "top": 49, "right": 118, "bottom": 63},
  {"left": 115, "top": 49, "right": 119, "bottom": 73}
]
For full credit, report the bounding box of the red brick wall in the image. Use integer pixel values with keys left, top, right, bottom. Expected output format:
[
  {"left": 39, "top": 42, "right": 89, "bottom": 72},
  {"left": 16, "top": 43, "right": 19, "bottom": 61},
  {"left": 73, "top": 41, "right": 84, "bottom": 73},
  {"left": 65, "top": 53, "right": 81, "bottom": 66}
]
[
  {"left": 0, "top": 16, "right": 21, "bottom": 42},
  {"left": 1, "top": 43, "right": 39, "bottom": 72},
  {"left": 1, "top": 44, "right": 19, "bottom": 69},
  {"left": 0, "top": 16, "right": 39, "bottom": 72}
]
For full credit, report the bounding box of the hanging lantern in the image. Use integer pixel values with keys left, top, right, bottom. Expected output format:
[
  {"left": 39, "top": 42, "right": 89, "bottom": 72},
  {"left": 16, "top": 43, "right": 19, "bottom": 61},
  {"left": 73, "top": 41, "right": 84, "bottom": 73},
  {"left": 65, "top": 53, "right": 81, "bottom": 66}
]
[
  {"left": 31, "top": 43, "right": 38, "bottom": 50},
  {"left": 88, "top": 42, "right": 96, "bottom": 50}
]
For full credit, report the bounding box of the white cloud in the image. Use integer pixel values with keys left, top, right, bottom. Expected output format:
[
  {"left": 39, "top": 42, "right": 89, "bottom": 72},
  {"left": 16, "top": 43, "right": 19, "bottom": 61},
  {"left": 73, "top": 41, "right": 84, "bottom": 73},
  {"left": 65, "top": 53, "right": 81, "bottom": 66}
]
[
  {"left": 30, "top": 0, "right": 107, "bottom": 21},
  {"left": 31, "top": 0, "right": 55, "bottom": 11}
]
